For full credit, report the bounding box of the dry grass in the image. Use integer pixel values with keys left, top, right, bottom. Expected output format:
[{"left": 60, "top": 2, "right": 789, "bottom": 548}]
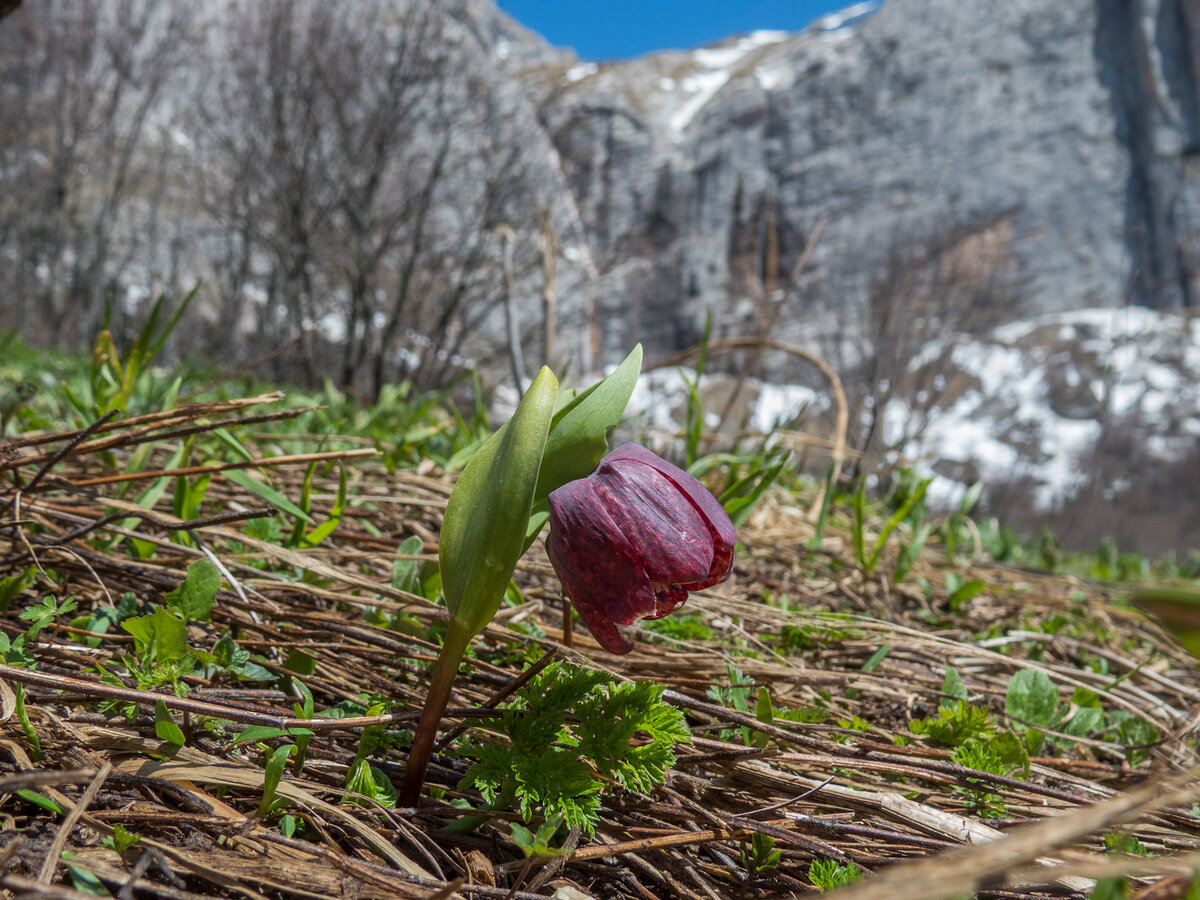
[{"left": 0, "top": 395, "right": 1198, "bottom": 900}]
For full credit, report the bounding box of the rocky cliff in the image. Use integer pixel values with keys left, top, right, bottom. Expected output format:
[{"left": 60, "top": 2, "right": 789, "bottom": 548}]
[
  {"left": 500, "top": 0, "right": 1200, "bottom": 365},
  {"left": 480, "top": 0, "right": 1200, "bottom": 552}
]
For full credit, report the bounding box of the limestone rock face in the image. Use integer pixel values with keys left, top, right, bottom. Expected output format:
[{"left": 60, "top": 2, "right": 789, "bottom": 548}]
[{"left": 508, "top": 0, "right": 1200, "bottom": 362}]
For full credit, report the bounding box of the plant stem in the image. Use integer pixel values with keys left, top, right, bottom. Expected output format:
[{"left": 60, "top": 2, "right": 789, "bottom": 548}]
[{"left": 399, "top": 617, "right": 472, "bottom": 806}]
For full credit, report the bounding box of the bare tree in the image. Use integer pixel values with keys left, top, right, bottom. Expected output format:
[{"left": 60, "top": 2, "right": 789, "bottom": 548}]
[
  {"left": 0, "top": 0, "right": 194, "bottom": 345},
  {"left": 190, "top": 0, "right": 539, "bottom": 395},
  {"left": 819, "top": 210, "right": 1026, "bottom": 473}
]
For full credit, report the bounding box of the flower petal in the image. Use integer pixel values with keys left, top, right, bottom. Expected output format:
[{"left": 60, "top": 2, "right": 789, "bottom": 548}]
[
  {"left": 546, "top": 478, "right": 658, "bottom": 653},
  {"left": 592, "top": 460, "right": 713, "bottom": 587},
  {"left": 602, "top": 443, "right": 736, "bottom": 587}
]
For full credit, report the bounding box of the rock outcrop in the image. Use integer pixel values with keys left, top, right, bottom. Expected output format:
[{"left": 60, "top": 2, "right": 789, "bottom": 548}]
[{"left": 504, "top": 0, "right": 1200, "bottom": 365}]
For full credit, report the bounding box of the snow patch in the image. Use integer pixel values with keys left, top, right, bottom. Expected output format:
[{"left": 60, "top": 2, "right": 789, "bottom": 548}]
[
  {"left": 670, "top": 70, "right": 732, "bottom": 135},
  {"left": 564, "top": 62, "right": 598, "bottom": 83},
  {"left": 887, "top": 306, "right": 1200, "bottom": 512},
  {"left": 813, "top": 1, "right": 881, "bottom": 33},
  {"left": 692, "top": 30, "right": 787, "bottom": 69},
  {"left": 755, "top": 65, "right": 788, "bottom": 91},
  {"left": 752, "top": 383, "right": 821, "bottom": 432},
  {"left": 669, "top": 31, "right": 789, "bottom": 137}
]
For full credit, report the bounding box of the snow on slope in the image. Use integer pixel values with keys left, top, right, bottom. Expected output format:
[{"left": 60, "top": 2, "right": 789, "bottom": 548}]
[
  {"left": 547, "top": 1, "right": 880, "bottom": 144},
  {"left": 884, "top": 308, "right": 1200, "bottom": 510},
  {"left": 668, "top": 31, "right": 788, "bottom": 136},
  {"left": 617, "top": 308, "right": 1200, "bottom": 520}
]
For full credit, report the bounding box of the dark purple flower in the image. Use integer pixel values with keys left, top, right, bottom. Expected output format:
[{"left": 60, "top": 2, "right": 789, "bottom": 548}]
[{"left": 545, "top": 442, "right": 737, "bottom": 654}]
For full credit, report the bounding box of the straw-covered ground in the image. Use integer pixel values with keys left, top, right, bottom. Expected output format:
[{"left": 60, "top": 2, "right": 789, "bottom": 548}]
[{"left": 1, "top": 394, "right": 1199, "bottom": 900}]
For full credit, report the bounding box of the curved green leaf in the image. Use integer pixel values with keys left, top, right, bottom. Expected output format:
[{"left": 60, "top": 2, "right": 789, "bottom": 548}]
[
  {"left": 524, "top": 345, "right": 642, "bottom": 549},
  {"left": 441, "top": 367, "right": 558, "bottom": 637}
]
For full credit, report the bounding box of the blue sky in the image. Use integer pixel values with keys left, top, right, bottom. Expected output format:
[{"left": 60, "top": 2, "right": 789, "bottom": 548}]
[{"left": 498, "top": 1, "right": 859, "bottom": 61}]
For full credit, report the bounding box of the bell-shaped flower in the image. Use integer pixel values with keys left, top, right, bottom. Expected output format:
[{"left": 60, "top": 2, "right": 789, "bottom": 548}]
[{"left": 545, "top": 442, "right": 736, "bottom": 653}]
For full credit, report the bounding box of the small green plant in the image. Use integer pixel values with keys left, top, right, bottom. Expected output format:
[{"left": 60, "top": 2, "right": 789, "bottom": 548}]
[
  {"left": 945, "top": 572, "right": 988, "bottom": 612},
  {"left": 808, "top": 857, "right": 863, "bottom": 891},
  {"left": 951, "top": 739, "right": 1021, "bottom": 817},
  {"left": 850, "top": 473, "right": 933, "bottom": 575},
  {"left": 458, "top": 658, "right": 690, "bottom": 838},
  {"left": 0, "top": 568, "right": 36, "bottom": 613},
  {"left": 18, "top": 595, "right": 78, "bottom": 642},
  {"left": 910, "top": 700, "right": 995, "bottom": 746},
  {"left": 510, "top": 816, "right": 568, "bottom": 858},
  {"left": 707, "top": 445, "right": 788, "bottom": 528},
  {"left": 101, "top": 824, "right": 141, "bottom": 854},
  {"left": 208, "top": 631, "right": 276, "bottom": 682},
  {"left": 707, "top": 663, "right": 764, "bottom": 745},
  {"left": 642, "top": 611, "right": 715, "bottom": 641},
  {"left": 257, "top": 743, "right": 296, "bottom": 818},
  {"left": 1004, "top": 670, "right": 1159, "bottom": 764},
  {"left": 343, "top": 698, "right": 402, "bottom": 807},
  {"left": 740, "top": 832, "right": 782, "bottom": 875},
  {"left": 81, "top": 287, "right": 197, "bottom": 417},
  {"left": 1103, "top": 832, "right": 1151, "bottom": 857}
]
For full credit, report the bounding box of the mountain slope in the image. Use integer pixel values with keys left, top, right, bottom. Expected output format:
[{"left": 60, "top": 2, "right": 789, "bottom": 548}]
[{"left": 511, "top": 0, "right": 1200, "bottom": 364}]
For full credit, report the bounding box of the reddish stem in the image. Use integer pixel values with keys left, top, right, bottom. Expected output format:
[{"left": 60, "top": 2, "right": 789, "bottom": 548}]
[
  {"left": 399, "top": 617, "right": 472, "bottom": 806},
  {"left": 562, "top": 599, "right": 574, "bottom": 649}
]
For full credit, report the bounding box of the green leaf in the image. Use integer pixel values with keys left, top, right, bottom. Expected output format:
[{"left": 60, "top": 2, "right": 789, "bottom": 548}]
[
  {"left": 213, "top": 427, "right": 254, "bottom": 462},
  {"left": 224, "top": 468, "right": 314, "bottom": 524},
  {"left": 1062, "top": 706, "right": 1105, "bottom": 737},
  {"left": 959, "top": 480, "right": 985, "bottom": 515},
  {"left": 154, "top": 699, "right": 185, "bottom": 746},
  {"left": 1006, "top": 669, "right": 1059, "bottom": 729},
  {"left": 164, "top": 558, "right": 220, "bottom": 623},
  {"left": 0, "top": 568, "right": 36, "bottom": 613},
  {"left": 440, "top": 366, "right": 558, "bottom": 638},
  {"left": 65, "top": 862, "right": 111, "bottom": 897},
  {"left": 391, "top": 535, "right": 425, "bottom": 594},
  {"left": 509, "top": 822, "right": 536, "bottom": 856},
  {"left": 721, "top": 458, "right": 787, "bottom": 528},
  {"left": 851, "top": 481, "right": 867, "bottom": 566},
  {"left": 524, "top": 345, "right": 642, "bottom": 549},
  {"left": 283, "top": 649, "right": 316, "bottom": 676},
  {"left": 102, "top": 824, "right": 141, "bottom": 854},
  {"left": 948, "top": 578, "right": 987, "bottom": 612},
  {"left": 866, "top": 476, "right": 932, "bottom": 571},
  {"left": 17, "top": 789, "right": 62, "bottom": 814},
  {"left": 941, "top": 666, "right": 969, "bottom": 707},
  {"left": 259, "top": 744, "right": 295, "bottom": 817},
  {"left": 861, "top": 644, "right": 890, "bottom": 673},
  {"left": 344, "top": 759, "right": 398, "bottom": 807},
  {"left": 984, "top": 731, "right": 1030, "bottom": 778},
  {"left": 122, "top": 606, "right": 189, "bottom": 663},
  {"left": 755, "top": 687, "right": 774, "bottom": 726},
  {"left": 231, "top": 726, "right": 293, "bottom": 745},
  {"left": 302, "top": 465, "right": 347, "bottom": 547}
]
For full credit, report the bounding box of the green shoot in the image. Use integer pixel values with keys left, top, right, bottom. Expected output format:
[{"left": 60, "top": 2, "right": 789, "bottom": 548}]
[
  {"left": 458, "top": 658, "right": 690, "bottom": 838},
  {"left": 808, "top": 857, "right": 863, "bottom": 891},
  {"left": 740, "top": 832, "right": 782, "bottom": 875}
]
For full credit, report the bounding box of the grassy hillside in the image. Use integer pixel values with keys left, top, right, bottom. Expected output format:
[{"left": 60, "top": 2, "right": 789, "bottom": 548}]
[{"left": 1, "top": 330, "right": 1199, "bottom": 900}]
